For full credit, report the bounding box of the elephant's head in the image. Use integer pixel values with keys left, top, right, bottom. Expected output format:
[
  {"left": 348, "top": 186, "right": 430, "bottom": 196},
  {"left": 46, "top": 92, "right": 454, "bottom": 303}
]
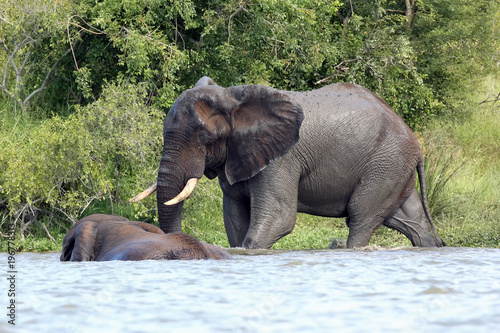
[{"left": 130, "top": 77, "right": 304, "bottom": 233}]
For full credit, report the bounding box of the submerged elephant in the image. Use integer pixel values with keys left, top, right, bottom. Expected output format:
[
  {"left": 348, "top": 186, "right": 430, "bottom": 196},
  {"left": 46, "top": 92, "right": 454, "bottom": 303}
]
[
  {"left": 60, "top": 214, "right": 231, "bottom": 261},
  {"left": 130, "top": 77, "right": 445, "bottom": 249}
]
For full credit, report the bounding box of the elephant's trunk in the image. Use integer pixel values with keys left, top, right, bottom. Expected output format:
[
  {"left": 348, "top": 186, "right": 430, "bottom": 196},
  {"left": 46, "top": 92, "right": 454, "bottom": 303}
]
[
  {"left": 156, "top": 142, "right": 206, "bottom": 233},
  {"left": 156, "top": 170, "right": 185, "bottom": 233}
]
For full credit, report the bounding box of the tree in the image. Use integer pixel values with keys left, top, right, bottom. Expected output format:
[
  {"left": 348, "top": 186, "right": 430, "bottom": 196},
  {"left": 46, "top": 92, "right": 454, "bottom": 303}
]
[
  {"left": 0, "top": 0, "right": 74, "bottom": 114},
  {"left": 411, "top": 0, "right": 500, "bottom": 112}
]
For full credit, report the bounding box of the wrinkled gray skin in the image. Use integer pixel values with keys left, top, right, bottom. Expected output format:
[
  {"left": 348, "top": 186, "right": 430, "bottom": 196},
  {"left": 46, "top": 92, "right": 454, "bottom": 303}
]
[
  {"left": 157, "top": 77, "right": 445, "bottom": 249},
  {"left": 60, "top": 214, "right": 232, "bottom": 261}
]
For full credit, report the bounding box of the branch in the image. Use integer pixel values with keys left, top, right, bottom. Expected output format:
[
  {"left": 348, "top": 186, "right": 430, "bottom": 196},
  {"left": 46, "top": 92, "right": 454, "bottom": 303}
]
[
  {"left": 337, "top": 10, "right": 352, "bottom": 40},
  {"left": 51, "top": 205, "right": 78, "bottom": 225},
  {"left": 405, "top": 0, "right": 416, "bottom": 31},
  {"left": 1, "top": 38, "right": 35, "bottom": 103},
  {"left": 227, "top": 1, "right": 249, "bottom": 44},
  {"left": 0, "top": 82, "right": 15, "bottom": 100},
  {"left": 41, "top": 222, "right": 57, "bottom": 244},
  {"left": 66, "top": 15, "right": 107, "bottom": 71},
  {"left": 479, "top": 92, "right": 500, "bottom": 105},
  {"left": 22, "top": 47, "right": 73, "bottom": 106},
  {"left": 1, "top": 43, "right": 9, "bottom": 87},
  {"left": 121, "top": 27, "right": 177, "bottom": 52},
  {"left": 35, "top": 207, "right": 73, "bottom": 226},
  {"left": 69, "top": 22, "right": 105, "bottom": 36},
  {"left": 386, "top": 9, "right": 406, "bottom": 14},
  {"left": 315, "top": 59, "right": 359, "bottom": 85},
  {"left": 3, "top": 37, "right": 35, "bottom": 75},
  {"left": 174, "top": 28, "right": 204, "bottom": 50},
  {"left": 0, "top": 15, "right": 12, "bottom": 25},
  {"left": 0, "top": 44, "right": 21, "bottom": 104},
  {"left": 141, "top": 34, "right": 177, "bottom": 51},
  {"left": 20, "top": 50, "right": 32, "bottom": 73},
  {"left": 67, "top": 15, "right": 80, "bottom": 71}
]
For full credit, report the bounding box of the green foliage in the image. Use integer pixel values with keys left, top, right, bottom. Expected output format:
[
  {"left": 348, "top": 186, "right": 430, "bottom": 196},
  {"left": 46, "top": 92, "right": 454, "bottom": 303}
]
[
  {"left": 419, "top": 102, "right": 500, "bottom": 248},
  {"left": 412, "top": 0, "right": 500, "bottom": 114},
  {"left": 4, "top": 0, "right": 498, "bottom": 126},
  {"left": 420, "top": 130, "right": 466, "bottom": 218},
  {"left": 273, "top": 215, "right": 348, "bottom": 250},
  {"left": 192, "top": 0, "right": 344, "bottom": 89},
  {"left": 0, "top": 81, "right": 163, "bottom": 238},
  {"left": 71, "top": 0, "right": 196, "bottom": 108}
]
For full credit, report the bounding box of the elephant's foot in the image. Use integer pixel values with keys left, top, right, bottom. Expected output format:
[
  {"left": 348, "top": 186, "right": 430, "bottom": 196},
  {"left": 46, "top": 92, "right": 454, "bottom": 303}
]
[{"left": 328, "top": 238, "right": 347, "bottom": 249}]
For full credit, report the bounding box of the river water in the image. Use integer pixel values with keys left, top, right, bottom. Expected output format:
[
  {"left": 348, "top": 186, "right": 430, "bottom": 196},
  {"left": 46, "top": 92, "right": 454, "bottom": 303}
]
[{"left": 2, "top": 247, "right": 500, "bottom": 333}]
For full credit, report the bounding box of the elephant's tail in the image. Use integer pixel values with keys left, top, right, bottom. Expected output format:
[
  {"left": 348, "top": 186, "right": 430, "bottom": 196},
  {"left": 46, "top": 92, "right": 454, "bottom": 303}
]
[{"left": 417, "top": 159, "right": 445, "bottom": 246}]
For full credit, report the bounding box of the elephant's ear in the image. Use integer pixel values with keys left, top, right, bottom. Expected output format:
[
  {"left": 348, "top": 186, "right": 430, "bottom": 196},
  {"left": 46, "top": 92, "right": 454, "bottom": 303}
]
[
  {"left": 225, "top": 85, "right": 304, "bottom": 185},
  {"left": 60, "top": 221, "right": 98, "bottom": 261},
  {"left": 134, "top": 221, "right": 165, "bottom": 234}
]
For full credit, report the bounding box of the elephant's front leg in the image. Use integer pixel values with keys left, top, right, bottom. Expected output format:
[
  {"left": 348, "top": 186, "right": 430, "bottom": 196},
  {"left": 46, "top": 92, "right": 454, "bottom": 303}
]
[
  {"left": 242, "top": 174, "right": 299, "bottom": 249},
  {"left": 223, "top": 194, "right": 251, "bottom": 247}
]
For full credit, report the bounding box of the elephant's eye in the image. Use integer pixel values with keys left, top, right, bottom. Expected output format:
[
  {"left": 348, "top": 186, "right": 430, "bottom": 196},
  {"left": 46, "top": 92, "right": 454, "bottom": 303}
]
[{"left": 198, "top": 130, "right": 213, "bottom": 145}]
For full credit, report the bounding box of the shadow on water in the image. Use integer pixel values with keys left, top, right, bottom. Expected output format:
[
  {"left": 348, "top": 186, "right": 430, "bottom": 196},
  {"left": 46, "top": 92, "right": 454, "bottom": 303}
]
[{"left": 227, "top": 245, "right": 471, "bottom": 255}]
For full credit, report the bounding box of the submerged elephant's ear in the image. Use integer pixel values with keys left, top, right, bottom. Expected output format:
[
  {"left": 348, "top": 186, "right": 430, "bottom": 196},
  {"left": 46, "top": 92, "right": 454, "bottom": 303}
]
[
  {"left": 134, "top": 221, "right": 165, "bottom": 234},
  {"left": 60, "top": 221, "right": 98, "bottom": 261},
  {"left": 225, "top": 85, "right": 304, "bottom": 185}
]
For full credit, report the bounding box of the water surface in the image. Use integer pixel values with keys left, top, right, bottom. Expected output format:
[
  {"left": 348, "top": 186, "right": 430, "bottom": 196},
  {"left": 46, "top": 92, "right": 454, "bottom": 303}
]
[{"left": 2, "top": 247, "right": 500, "bottom": 332}]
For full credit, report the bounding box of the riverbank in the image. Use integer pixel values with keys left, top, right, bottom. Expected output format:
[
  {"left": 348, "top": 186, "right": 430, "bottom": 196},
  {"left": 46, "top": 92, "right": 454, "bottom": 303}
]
[{"left": 1, "top": 91, "right": 499, "bottom": 253}]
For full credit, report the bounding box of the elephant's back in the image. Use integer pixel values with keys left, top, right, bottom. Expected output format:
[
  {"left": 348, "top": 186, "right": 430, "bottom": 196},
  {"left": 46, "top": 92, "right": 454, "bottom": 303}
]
[
  {"left": 291, "top": 83, "right": 404, "bottom": 128},
  {"left": 99, "top": 233, "right": 231, "bottom": 260},
  {"left": 290, "top": 82, "right": 418, "bottom": 159},
  {"left": 288, "top": 83, "right": 422, "bottom": 215}
]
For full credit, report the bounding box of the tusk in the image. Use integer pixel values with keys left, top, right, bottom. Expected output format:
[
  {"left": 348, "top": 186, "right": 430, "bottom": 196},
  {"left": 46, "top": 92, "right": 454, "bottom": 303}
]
[
  {"left": 128, "top": 182, "right": 157, "bottom": 203},
  {"left": 164, "top": 178, "right": 198, "bottom": 206}
]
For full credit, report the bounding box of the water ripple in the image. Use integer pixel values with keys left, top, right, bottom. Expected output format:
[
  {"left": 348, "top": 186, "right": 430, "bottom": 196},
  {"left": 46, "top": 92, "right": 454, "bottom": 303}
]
[{"left": 1, "top": 247, "right": 500, "bottom": 333}]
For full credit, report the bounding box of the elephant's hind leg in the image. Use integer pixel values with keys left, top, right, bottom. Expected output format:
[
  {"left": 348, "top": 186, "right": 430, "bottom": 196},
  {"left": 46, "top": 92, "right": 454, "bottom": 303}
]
[
  {"left": 345, "top": 169, "right": 414, "bottom": 248},
  {"left": 345, "top": 195, "right": 394, "bottom": 248},
  {"left": 345, "top": 214, "right": 386, "bottom": 248},
  {"left": 383, "top": 188, "right": 444, "bottom": 247}
]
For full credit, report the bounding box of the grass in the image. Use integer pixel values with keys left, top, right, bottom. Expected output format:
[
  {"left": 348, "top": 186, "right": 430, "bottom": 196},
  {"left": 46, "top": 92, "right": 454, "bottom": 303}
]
[
  {"left": 422, "top": 101, "right": 500, "bottom": 248},
  {"left": 181, "top": 177, "right": 228, "bottom": 247}
]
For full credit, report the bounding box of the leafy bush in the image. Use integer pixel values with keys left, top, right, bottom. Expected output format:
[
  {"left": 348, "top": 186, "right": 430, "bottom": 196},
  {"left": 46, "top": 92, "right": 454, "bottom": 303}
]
[{"left": 0, "top": 81, "right": 163, "bottom": 237}]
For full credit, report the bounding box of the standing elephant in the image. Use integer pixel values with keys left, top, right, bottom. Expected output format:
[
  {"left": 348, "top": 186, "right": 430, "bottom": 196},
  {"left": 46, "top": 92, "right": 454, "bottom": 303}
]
[
  {"left": 60, "top": 214, "right": 232, "bottom": 261},
  {"left": 130, "top": 77, "right": 445, "bottom": 249}
]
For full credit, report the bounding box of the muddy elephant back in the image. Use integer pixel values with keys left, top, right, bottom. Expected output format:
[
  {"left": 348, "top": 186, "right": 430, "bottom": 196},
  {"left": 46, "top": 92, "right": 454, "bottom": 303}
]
[
  {"left": 201, "top": 242, "right": 233, "bottom": 259},
  {"left": 161, "top": 233, "right": 232, "bottom": 260}
]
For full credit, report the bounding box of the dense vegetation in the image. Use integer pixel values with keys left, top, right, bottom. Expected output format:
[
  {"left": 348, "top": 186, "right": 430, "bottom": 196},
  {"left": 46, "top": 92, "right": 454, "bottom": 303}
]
[{"left": 1, "top": 0, "right": 499, "bottom": 251}]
